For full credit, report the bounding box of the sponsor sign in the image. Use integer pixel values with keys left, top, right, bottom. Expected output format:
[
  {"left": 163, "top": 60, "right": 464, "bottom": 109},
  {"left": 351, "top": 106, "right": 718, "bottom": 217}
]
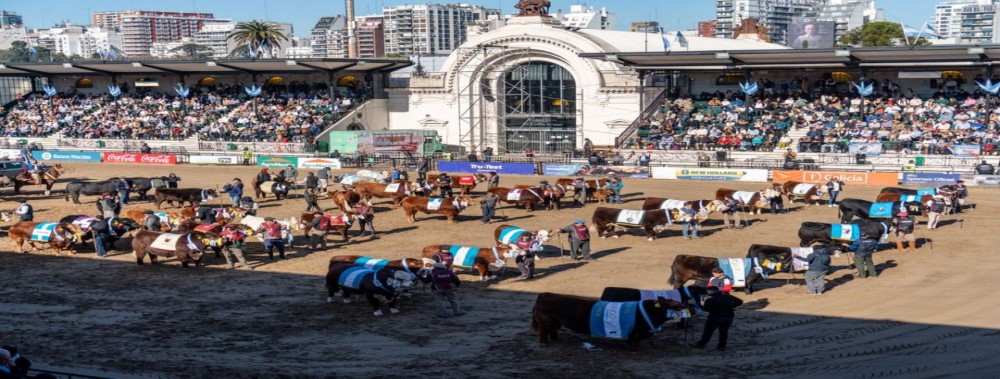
[
  {"left": 772, "top": 170, "right": 898, "bottom": 186},
  {"left": 257, "top": 156, "right": 299, "bottom": 168},
  {"left": 32, "top": 150, "right": 102, "bottom": 162},
  {"left": 102, "top": 152, "right": 176, "bottom": 165},
  {"left": 542, "top": 164, "right": 649, "bottom": 178},
  {"left": 189, "top": 155, "right": 240, "bottom": 165},
  {"left": 0, "top": 149, "right": 21, "bottom": 159},
  {"left": 651, "top": 167, "right": 769, "bottom": 182},
  {"left": 951, "top": 144, "right": 981, "bottom": 158},
  {"left": 437, "top": 161, "right": 535, "bottom": 175},
  {"left": 298, "top": 158, "right": 342, "bottom": 169},
  {"left": 848, "top": 143, "right": 882, "bottom": 156},
  {"left": 901, "top": 173, "right": 960, "bottom": 186},
  {"left": 969, "top": 175, "right": 1000, "bottom": 187}
]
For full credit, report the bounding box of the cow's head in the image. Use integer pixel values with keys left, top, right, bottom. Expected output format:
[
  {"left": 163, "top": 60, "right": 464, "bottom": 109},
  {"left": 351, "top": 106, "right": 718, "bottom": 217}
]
[
  {"left": 705, "top": 200, "right": 723, "bottom": 213},
  {"left": 754, "top": 192, "right": 770, "bottom": 208},
  {"left": 115, "top": 218, "right": 140, "bottom": 232},
  {"left": 205, "top": 189, "right": 219, "bottom": 197},
  {"left": 0, "top": 211, "right": 11, "bottom": 223},
  {"left": 390, "top": 271, "right": 415, "bottom": 290},
  {"left": 654, "top": 297, "right": 688, "bottom": 312},
  {"left": 61, "top": 223, "right": 85, "bottom": 243},
  {"left": 458, "top": 195, "right": 476, "bottom": 207},
  {"left": 534, "top": 229, "right": 552, "bottom": 244}
]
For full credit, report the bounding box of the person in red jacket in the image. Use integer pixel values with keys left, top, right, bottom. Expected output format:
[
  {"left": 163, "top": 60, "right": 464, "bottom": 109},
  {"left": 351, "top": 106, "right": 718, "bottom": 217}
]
[
  {"left": 708, "top": 268, "right": 734, "bottom": 294},
  {"left": 256, "top": 217, "right": 286, "bottom": 260}
]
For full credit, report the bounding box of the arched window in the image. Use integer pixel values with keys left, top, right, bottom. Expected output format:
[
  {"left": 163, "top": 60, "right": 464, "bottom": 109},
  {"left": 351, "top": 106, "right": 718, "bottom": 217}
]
[
  {"left": 501, "top": 62, "right": 576, "bottom": 154},
  {"left": 75, "top": 77, "right": 94, "bottom": 88}
]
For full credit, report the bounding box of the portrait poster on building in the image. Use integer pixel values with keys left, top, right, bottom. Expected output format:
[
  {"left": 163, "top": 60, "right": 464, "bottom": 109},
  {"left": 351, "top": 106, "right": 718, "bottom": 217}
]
[
  {"left": 357, "top": 133, "right": 424, "bottom": 156},
  {"left": 786, "top": 21, "right": 835, "bottom": 49}
]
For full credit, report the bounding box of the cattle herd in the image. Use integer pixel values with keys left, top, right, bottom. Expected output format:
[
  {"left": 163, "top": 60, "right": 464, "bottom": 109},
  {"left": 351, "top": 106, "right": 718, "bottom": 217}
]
[{"left": 3, "top": 166, "right": 972, "bottom": 351}]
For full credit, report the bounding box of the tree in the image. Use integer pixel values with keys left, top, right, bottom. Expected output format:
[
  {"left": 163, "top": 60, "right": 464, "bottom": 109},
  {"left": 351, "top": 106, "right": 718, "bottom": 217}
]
[
  {"left": 227, "top": 21, "right": 288, "bottom": 60},
  {"left": 838, "top": 21, "right": 930, "bottom": 48},
  {"left": 170, "top": 43, "right": 213, "bottom": 59}
]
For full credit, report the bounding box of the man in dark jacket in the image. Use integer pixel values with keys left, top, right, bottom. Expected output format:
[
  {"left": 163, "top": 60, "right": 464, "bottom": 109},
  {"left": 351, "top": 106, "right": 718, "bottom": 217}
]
[
  {"left": 116, "top": 177, "right": 130, "bottom": 206},
  {"left": 559, "top": 219, "right": 591, "bottom": 260},
  {"left": 165, "top": 173, "right": 181, "bottom": 189},
  {"left": 97, "top": 194, "right": 120, "bottom": 218},
  {"left": 480, "top": 191, "right": 498, "bottom": 223},
  {"left": 196, "top": 204, "right": 216, "bottom": 224},
  {"left": 14, "top": 198, "right": 32, "bottom": 222},
  {"left": 975, "top": 160, "right": 995, "bottom": 175},
  {"left": 848, "top": 233, "right": 879, "bottom": 278},
  {"left": 691, "top": 286, "right": 744, "bottom": 351},
  {"left": 142, "top": 210, "right": 161, "bottom": 231},
  {"left": 91, "top": 214, "right": 111, "bottom": 257},
  {"left": 430, "top": 263, "right": 463, "bottom": 317},
  {"left": 797, "top": 246, "right": 831, "bottom": 294},
  {"left": 300, "top": 172, "right": 319, "bottom": 191}
]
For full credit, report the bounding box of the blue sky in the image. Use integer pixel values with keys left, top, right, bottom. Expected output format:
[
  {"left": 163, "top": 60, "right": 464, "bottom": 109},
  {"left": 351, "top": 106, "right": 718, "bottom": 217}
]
[{"left": 10, "top": 0, "right": 946, "bottom": 36}]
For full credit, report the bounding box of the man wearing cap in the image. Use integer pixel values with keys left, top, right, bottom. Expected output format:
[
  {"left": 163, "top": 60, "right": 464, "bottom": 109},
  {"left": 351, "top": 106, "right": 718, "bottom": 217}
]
[
  {"left": 796, "top": 246, "right": 831, "bottom": 295},
  {"left": 720, "top": 195, "right": 743, "bottom": 229},
  {"left": 487, "top": 171, "right": 500, "bottom": 190},
  {"left": 116, "top": 176, "right": 130, "bottom": 206},
  {"left": 690, "top": 286, "right": 744, "bottom": 352},
  {"left": 256, "top": 168, "right": 272, "bottom": 185},
  {"left": 303, "top": 187, "right": 321, "bottom": 213},
  {"left": 571, "top": 177, "right": 586, "bottom": 206},
  {"left": 953, "top": 180, "right": 969, "bottom": 214},
  {"left": 765, "top": 183, "right": 785, "bottom": 214},
  {"left": 848, "top": 233, "right": 879, "bottom": 278},
  {"left": 257, "top": 217, "right": 287, "bottom": 260},
  {"left": 681, "top": 202, "right": 700, "bottom": 239},
  {"left": 282, "top": 165, "right": 298, "bottom": 184},
  {"left": 14, "top": 198, "right": 32, "bottom": 222},
  {"left": 165, "top": 173, "right": 181, "bottom": 189},
  {"left": 480, "top": 190, "right": 498, "bottom": 224},
  {"left": 926, "top": 194, "right": 947, "bottom": 229},
  {"left": 892, "top": 209, "right": 917, "bottom": 252},
  {"left": 305, "top": 212, "right": 327, "bottom": 250},
  {"left": 436, "top": 173, "right": 453, "bottom": 197},
  {"left": 142, "top": 210, "right": 161, "bottom": 231},
  {"left": 430, "top": 262, "right": 464, "bottom": 317},
  {"left": 708, "top": 268, "right": 734, "bottom": 294},
  {"left": 512, "top": 233, "right": 536, "bottom": 279},
  {"left": 559, "top": 219, "right": 592, "bottom": 260},
  {"left": 226, "top": 178, "right": 244, "bottom": 206}
]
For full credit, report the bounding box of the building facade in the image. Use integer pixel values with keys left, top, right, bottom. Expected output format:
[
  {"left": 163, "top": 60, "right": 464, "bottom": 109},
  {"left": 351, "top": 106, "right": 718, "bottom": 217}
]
[
  {"left": 355, "top": 15, "right": 386, "bottom": 58},
  {"left": 630, "top": 21, "right": 660, "bottom": 33},
  {"left": 383, "top": 4, "right": 498, "bottom": 56},
  {"left": 0, "top": 10, "right": 23, "bottom": 26},
  {"left": 698, "top": 20, "right": 717, "bottom": 37},
  {"left": 555, "top": 5, "right": 617, "bottom": 30},
  {"left": 715, "top": 0, "right": 821, "bottom": 44},
  {"left": 959, "top": 1, "right": 1000, "bottom": 43},
  {"left": 91, "top": 11, "right": 223, "bottom": 56},
  {"left": 33, "top": 25, "right": 124, "bottom": 58},
  {"left": 193, "top": 22, "right": 237, "bottom": 58}
]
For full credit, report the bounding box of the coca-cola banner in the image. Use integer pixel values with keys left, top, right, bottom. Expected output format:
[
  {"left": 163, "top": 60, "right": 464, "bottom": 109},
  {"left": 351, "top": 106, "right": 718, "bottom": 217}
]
[{"left": 102, "top": 152, "right": 177, "bottom": 165}]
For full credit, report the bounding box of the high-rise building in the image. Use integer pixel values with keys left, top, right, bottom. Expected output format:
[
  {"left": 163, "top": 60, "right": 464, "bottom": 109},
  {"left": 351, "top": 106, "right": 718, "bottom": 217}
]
[
  {"left": 0, "top": 10, "right": 23, "bottom": 26},
  {"left": 933, "top": 0, "right": 979, "bottom": 39},
  {"left": 383, "top": 4, "right": 498, "bottom": 56},
  {"left": 33, "top": 25, "right": 124, "bottom": 58},
  {"left": 193, "top": 22, "right": 237, "bottom": 58},
  {"left": 959, "top": 1, "right": 1000, "bottom": 43},
  {"left": 715, "top": 0, "right": 820, "bottom": 44},
  {"left": 697, "top": 20, "right": 717, "bottom": 37},
  {"left": 91, "top": 11, "right": 224, "bottom": 56},
  {"left": 630, "top": 21, "right": 660, "bottom": 33},
  {"left": 555, "top": 5, "right": 617, "bottom": 30},
  {"left": 355, "top": 15, "right": 385, "bottom": 58},
  {"left": 310, "top": 16, "right": 347, "bottom": 58},
  {"left": 796, "top": 0, "right": 882, "bottom": 43}
]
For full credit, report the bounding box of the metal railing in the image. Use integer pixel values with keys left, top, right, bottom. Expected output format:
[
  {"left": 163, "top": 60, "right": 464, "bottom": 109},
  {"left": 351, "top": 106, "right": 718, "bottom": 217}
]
[
  {"left": 614, "top": 87, "right": 668, "bottom": 148},
  {"left": 197, "top": 141, "right": 314, "bottom": 154}
]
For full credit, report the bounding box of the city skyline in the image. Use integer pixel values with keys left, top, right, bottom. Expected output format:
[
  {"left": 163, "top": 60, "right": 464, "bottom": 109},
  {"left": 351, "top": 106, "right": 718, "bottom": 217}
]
[{"left": 6, "top": 0, "right": 952, "bottom": 37}]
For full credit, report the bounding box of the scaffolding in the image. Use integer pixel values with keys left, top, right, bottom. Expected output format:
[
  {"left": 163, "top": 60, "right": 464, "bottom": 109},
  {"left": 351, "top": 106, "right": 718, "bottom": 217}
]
[{"left": 453, "top": 45, "right": 532, "bottom": 154}]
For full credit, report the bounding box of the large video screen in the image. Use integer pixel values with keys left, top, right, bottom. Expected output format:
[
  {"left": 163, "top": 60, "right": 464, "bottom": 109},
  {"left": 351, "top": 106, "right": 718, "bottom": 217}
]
[{"left": 787, "top": 21, "right": 836, "bottom": 49}]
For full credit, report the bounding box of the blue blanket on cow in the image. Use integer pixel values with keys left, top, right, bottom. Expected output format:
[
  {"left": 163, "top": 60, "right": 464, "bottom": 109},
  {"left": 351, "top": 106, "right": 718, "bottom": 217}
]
[
  {"left": 31, "top": 223, "right": 58, "bottom": 242},
  {"left": 448, "top": 246, "right": 480, "bottom": 267},
  {"left": 589, "top": 301, "right": 639, "bottom": 340},
  {"left": 831, "top": 224, "right": 861, "bottom": 241},
  {"left": 353, "top": 257, "right": 389, "bottom": 271},
  {"left": 916, "top": 188, "right": 936, "bottom": 197},
  {"left": 868, "top": 202, "right": 895, "bottom": 218},
  {"left": 717, "top": 258, "right": 753, "bottom": 288},
  {"left": 498, "top": 227, "right": 526, "bottom": 245},
  {"left": 338, "top": 266, "right": 374, "bottom": 289}
]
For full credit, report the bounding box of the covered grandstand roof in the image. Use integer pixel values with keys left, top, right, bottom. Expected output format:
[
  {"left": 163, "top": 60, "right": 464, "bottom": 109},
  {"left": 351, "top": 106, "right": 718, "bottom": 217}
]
[
  {"left": 580, "top": 45, "right": 1000, "bottom": 71},
  {"left": 0, "top": 58, "right": 412, "bottom": 77}
]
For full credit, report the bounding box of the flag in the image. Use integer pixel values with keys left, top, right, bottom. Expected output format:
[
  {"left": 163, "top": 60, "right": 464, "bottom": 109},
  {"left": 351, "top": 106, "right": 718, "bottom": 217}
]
[
  {"left": 28, "top": 46, "right": 38, "bottom": 57},
  {"left": 107, "top": 47, "right": 117, "bottom": 61},
  {"left": 661, "top": 29, "right": 670, "bottom": 51},
  {"left": 902, "top": 24, "right": 939, "bottom": 39},
  {"left": 676, "top": 31, "right": 688, "bottom": 49}
]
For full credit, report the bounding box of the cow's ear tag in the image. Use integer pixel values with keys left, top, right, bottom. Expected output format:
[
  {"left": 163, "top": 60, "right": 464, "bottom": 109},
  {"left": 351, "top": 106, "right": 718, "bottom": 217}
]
[{"left": 655, "top": 303, "right": 661, "bottom": 308}]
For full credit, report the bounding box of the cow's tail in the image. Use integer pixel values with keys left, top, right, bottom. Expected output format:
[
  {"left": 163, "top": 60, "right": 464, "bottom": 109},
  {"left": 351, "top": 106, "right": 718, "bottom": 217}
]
[
  {"left": 667, "top": 259, "right": 677, "bottom": 288},
  {"left": 529, "top": 300, "right": 540, "bottom": 333}
]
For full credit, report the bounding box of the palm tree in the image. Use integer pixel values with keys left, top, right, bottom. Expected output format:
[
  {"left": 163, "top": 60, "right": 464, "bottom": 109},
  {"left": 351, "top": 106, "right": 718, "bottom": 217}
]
[{"left": 227, "top": 21, "right": 288, "bottom": 60}]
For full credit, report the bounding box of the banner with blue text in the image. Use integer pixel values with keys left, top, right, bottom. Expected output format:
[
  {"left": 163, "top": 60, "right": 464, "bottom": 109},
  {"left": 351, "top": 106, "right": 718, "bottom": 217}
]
[{"left": 437, "top": 161, "right": 535, "bottom": 175}]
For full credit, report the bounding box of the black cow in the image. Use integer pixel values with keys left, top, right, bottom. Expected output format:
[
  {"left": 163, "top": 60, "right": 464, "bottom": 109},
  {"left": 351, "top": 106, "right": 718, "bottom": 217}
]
[
  {"left": 744, "top": 243, "right": 836, "bottom": 294},
  {"left": 798, "top": 219, "right": 890, "bottom": 247},
  {"left": 600, "top": 285, "right": 708, "bottom": 317},
  {"left": 65, "top": 180, "right": 118, "bottom": 204},
  {"left": 154, "top": 188, "right": 219, "bottom": 209},
  {"left": 325, "top": 263, "right": 417, "bottom": 316},
  {"left": 109, "top": 177, "right": 158, "bottom": 201},
  {"left": 838, "top": 198, "right": 923, "bottom": 223},
  {"left": 530, "top": 292, "right": 687, "bottom": 350},
  {"left": 591, "top": 207, "right": 680, "bottom": 240},
  {"left": 58, "top": 214, "right": 140, "bottom": 248}
]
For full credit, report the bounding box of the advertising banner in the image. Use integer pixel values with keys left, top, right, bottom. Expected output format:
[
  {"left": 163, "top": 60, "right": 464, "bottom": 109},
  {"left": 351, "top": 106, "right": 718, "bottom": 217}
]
[
  {"left": 188, "top": 155, "right": 240, "bottom": 165},
  {"left": 848, "top": 143, "right": 883, "bottom": 156},
  {"left": 786, "top": 20, "right": 836, "bottom": 49},
  {"left": 772, "top": 170, "right": 898, "bottom": 186},
  {"left": 298, "top": 158, "right": 342, "bottom": 169},
  {"left": 969, "top": 175, "right": 1000, "bottom": 187},
  {"left": 542, "top": 164, "right": 649, "bottom": 178},
  {"left": 256, "top": 156, "right": 299, "bottom": 168},
  {"left": 102, "top": 152, "right": 176, "bottom": 165},
  {"left": 651, "top": 167, "right": 769, "bottom": 182},
  {"left": 32, "top": 150, "right": 103, "bottom": 163},
  {"left": 437, "top": 161, "right": 535, "bottom": 175},
  {"left": 951, "top": 145, "right": 981, "bottom": 158},
  {"left": 0, "top": 149, "right": 21, "bottom": 159},
  {"left": 357, "top": 132, "right": 424, "bottom": 156},
  {"left": 901, "top": 173, "right": 960, "bottom": 186}
]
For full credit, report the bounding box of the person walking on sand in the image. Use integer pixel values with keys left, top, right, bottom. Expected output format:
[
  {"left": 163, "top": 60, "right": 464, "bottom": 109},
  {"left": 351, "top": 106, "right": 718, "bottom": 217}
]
[{"left": 690, "top": 286, "right": 743, "bottom": 352}]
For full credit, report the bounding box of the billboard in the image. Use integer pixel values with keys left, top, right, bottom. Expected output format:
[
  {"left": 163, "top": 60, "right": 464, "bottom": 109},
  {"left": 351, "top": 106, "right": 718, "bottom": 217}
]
[
  {"left": 901, "top": 173, "right": 960, "bottom": 186},
  {"left": 257, "top": 156, "right": 299, "bottom": 168},
  {"left": 32, "top": 150, "right": 103, "bottom": 163},
  {"left": 102, "top": 152, "right": 176, "bottom": 165},
  {"left": 787, "top": 21, "right": 835, "bottom": 49},
  {"left": 772, "top": 170, "right": 898, "bottom": 186},
  {"left": 651, "top": 167, "right": 769, "bottom": 182},
  {"left": 189, "top": 155, "right": 240, "bottom": 165},
  {"left": 298, "top": 158, "right": 342, "bottom": 169},
  {"left": 358, "top": 132, "right": 424, "bottom": 156},
  {"left": 542, "top": 164, "right": 650, "bottom": 178},
  {"left": 951, "top": 145, "right": 981, "bottom": 158},
  {"left": 848, "top": 143, "right": 883, "bottom": 156},
  {"left": 437, "top": 161, "right": 535, "bottom": 175}
]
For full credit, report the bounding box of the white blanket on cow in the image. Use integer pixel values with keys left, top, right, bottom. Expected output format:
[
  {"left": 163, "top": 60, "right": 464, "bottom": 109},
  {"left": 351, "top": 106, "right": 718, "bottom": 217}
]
[
  {"left": 384, "top": 183, "right": 401, "bottom": 193},
  {"left": 790, "top": 247, "right": 813, "bottom": 272},
  {"left": 70, "top": 216, "right": 97, "bottom": 231},
  {"left": 427, "top": 198, "right": 445, "bottom": 210},
  {"left": 659, "top": 199, "right": 687, "bottom": 210},
  {"left": 615, "top": 210, "right": 646, "bottom": 226},
  {"left": 638, "top": 289, "right": 682, "bottom": 302},
  {"left": 507, "top": 189, "right": 523, "bottom": 201},
  {"left": 150, "top": 233, "right": 182, "bottom": 251},
  {"left": 732, "top": 191, "right": 757, "bottom": 205},
  {"left": 792, "top": 183, "right": 815, "bottom": 196}
]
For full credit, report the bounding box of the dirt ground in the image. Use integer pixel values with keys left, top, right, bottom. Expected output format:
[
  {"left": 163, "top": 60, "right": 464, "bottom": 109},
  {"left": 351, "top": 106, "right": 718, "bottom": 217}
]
[{"left": 2, "top": 162, "right": 1000, "bottom": 379}]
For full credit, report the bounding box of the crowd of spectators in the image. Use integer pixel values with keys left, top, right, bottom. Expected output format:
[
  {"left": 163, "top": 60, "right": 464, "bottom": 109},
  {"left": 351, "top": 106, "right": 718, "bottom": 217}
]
[{"left": 0, "top": 81, "right": 366, "bottom": 143}]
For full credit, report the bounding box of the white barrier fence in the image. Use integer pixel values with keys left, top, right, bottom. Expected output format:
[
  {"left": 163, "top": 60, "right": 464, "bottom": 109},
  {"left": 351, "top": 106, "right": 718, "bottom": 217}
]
[{"left": 189, "top": 155, "right": 241, "bottom": 165}]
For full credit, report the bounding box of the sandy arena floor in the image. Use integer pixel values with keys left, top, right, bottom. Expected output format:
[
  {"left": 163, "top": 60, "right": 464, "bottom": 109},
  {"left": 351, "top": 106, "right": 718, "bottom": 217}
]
[{"left": 2, "top": 162, "right": 999, "bottom": 378}]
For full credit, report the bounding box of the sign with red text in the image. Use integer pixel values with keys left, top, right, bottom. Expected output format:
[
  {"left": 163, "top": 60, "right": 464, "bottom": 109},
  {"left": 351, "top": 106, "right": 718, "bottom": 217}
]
[{"left": 102, "top": 152, "right": 177, "bottom": 165}]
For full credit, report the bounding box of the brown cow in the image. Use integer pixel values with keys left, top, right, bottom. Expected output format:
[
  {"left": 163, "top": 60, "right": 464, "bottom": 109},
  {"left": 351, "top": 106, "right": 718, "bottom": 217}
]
[
  {"left": 299, "top": 212, "right": 354, "bottom": 242},
  {"left": 555, "top": 178, "right": 608, "bottom": 202},
  {"left": 514, "top": 184, "right": 565, "bottom": 210},
  {"left": 530, "top": 292, "right": 687, "bottom": 350},
  {"left": 641, "top": 198, "right": 719, "bottom": 226},
  {"left": 421, "top": 244, "right": 518, "bottom": 281},
  {"left": 492, "top": 224, "right": 553, "bottom": 247},
  {"left": 400, "top": 195, "right": 476, "bottom": 223},
  {"left": 487, "top": 186, "right": 544, "bottom": 211},
  {"left": 131, "top": 230, "right": 222, "bottom": 268},
  {"left": 780, "top": 181, "right": 827, "bottom": 205},
  {"left": 329, "top": 190, "right": 362, "bottom": 213},
  {"left": 121, "top": 209, "right": 180, "bottom": 231},
  {"left": 353, "top": 180, "right": 416, "bottom": 207},
  {"left": 715, "top": 188, "right": 770, "bottom": 214},
  {"left": 427, "top": 173, "right": 488, "bottom": 195},
  {"left": 667, "top": 254, "right": 720, "bottom": 289},
  {"left": 591, "top": 207, "right": 680, "bottom": 241},
  {"left": 8, "top": 222, "right": 85, "bottom": 254},
  {"left": 154, "top": 188, "right": 218, "bottom": 209}
]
